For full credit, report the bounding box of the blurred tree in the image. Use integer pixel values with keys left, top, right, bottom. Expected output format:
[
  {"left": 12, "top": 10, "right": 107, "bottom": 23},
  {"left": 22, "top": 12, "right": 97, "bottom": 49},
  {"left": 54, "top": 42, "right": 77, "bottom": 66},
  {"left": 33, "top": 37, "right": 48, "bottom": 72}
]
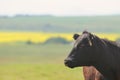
[
  {"left": 44, "top": 37, "right": 70, "bottom": 44},
  {"left": 26, "top": 40, "right": 34, "bottom": 45}
]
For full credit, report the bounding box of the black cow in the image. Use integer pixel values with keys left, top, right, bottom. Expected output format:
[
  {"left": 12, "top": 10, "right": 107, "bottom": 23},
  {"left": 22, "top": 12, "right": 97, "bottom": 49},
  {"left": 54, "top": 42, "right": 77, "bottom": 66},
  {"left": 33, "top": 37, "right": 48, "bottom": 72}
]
[{"left": 64, "top": 31, "right": 120, "bottom": 80}]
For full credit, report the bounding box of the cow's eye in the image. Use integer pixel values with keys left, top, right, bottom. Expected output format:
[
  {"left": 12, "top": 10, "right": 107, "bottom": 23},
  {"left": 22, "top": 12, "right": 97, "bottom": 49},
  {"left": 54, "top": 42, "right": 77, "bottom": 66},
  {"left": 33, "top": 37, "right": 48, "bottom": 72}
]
[{"left": 75, "top": 43, "right": 85, "bottom": 49}]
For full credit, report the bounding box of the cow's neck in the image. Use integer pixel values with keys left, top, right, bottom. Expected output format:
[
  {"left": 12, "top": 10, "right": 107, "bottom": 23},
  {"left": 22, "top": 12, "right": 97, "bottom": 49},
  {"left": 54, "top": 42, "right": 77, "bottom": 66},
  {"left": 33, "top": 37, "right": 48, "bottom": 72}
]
[
  {"left": 94, "top": 62, "right": 115, "bottom": 80},
  {"left": 93, "top": 49, "right": 118, "bottom": 80}
]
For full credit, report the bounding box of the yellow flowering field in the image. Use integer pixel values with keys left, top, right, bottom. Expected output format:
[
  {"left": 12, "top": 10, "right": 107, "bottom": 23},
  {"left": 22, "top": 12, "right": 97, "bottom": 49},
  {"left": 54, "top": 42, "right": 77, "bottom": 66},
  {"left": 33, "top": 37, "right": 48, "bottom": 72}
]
[{"left": 0, "top": 32, "right": 119, "bottom": 43}]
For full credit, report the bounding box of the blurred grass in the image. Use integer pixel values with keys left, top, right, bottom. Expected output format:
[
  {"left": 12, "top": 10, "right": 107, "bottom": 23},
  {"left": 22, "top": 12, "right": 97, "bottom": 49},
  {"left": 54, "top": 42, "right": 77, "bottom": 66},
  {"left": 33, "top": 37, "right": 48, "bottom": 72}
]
[
  {"left": 0, "top": 64, "right": 83, "bottom": 80},
  {"left": 0, "top": 43, "right": 84, "bottom": 80},
  {"left": 0, "top": 44, "right": 71, "bottom": 63}
]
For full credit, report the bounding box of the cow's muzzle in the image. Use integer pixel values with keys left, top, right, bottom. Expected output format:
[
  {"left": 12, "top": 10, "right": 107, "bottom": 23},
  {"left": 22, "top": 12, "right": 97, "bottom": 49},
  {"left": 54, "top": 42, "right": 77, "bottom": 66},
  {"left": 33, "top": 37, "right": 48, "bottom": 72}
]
[{"left": 64, "top": 59, "right": 75, "bottom": 68}]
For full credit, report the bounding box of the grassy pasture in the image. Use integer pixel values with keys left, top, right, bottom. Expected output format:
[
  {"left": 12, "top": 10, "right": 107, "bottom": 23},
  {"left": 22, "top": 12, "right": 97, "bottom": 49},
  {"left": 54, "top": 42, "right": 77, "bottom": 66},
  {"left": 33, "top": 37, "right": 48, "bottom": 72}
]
[
  {"left": 0, "top": 64, "right": 83, "bottom": 80},
  {"left": 0, "top": 44, "right": 84, "bottom": 80},
  {"left": 0, "top": 44, "right": 70, "bottom": 63},
  {"left": 0, "top": 32, "right": 119, "bottom": 80}
]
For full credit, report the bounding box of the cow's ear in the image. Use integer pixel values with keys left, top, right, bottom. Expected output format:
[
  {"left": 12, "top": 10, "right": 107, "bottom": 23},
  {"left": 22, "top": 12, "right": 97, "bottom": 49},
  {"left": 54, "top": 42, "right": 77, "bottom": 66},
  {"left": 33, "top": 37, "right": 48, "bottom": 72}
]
[{"left": 73, "top": 34, "right": 80, "bottom": 40}]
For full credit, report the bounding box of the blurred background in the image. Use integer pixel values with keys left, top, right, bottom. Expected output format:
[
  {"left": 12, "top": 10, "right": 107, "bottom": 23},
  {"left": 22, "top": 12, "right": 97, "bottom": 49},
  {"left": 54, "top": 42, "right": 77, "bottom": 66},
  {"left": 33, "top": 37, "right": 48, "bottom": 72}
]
[{"left": 0, "top": 0, "right": 120, "bottom": 80}]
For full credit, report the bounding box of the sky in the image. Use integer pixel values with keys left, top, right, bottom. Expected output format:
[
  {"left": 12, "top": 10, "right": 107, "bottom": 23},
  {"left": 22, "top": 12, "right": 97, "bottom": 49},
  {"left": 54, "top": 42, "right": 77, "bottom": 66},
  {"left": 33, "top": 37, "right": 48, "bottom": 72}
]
[{"left": 0, "top": 0, "right": 120, "bottom": 16}]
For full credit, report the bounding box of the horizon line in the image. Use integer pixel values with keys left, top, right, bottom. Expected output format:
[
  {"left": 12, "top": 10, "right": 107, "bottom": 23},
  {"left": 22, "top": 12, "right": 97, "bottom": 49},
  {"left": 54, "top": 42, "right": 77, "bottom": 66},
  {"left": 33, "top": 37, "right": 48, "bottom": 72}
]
[{"left": 0, "top": 14, "right": 120, "bottom": 17}]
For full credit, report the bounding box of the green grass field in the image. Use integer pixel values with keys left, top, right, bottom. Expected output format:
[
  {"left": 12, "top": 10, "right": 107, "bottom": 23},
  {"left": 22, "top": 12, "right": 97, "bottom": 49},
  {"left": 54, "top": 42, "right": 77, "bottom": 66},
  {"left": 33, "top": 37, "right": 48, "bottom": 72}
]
[{"left": 0, "top": 43, "right": 84, "bottom": 80}]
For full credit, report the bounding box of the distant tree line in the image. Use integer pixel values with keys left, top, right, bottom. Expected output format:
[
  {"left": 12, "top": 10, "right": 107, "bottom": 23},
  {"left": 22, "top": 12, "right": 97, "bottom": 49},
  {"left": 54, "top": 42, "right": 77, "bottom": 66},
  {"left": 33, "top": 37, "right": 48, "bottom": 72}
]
[
  {"left": 44, "top": 37, "right": 70, "bottom": 44},
  {"left": 26, "top": 37, "right": 71, "bottom": 45}
]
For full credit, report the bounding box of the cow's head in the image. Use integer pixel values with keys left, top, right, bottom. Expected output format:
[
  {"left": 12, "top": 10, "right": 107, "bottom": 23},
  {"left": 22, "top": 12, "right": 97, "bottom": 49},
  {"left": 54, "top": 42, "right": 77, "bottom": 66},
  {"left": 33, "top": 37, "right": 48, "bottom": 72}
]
[{"left": 64, "top": 31, "right": 96, "bottom": 68}]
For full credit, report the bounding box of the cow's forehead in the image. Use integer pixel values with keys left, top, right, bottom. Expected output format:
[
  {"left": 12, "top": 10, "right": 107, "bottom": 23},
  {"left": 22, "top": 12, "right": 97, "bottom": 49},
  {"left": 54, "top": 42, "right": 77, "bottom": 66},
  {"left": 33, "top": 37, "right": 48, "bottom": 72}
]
[{"left": 74, "top": 34, "right": 87, "bottom": 48}]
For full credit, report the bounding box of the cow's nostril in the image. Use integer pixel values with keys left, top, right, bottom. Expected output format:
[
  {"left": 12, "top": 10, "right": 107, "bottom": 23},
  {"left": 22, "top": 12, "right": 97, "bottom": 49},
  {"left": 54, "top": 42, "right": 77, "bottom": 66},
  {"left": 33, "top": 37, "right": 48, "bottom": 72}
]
[
  {"left": 64, "top": 60, "right": 75, "bottom": 68},
  {"left": 64, "top": 60, "right": 69, "bottom": 64},
  {"left": 64, "top": 60, "right": 68, "bottom": 65},
  {"left": 64, "top": 59, "right": 68, "bottom": 63},
  {"left": 64, "top": 59, "right": 72, "bottom": 65}
]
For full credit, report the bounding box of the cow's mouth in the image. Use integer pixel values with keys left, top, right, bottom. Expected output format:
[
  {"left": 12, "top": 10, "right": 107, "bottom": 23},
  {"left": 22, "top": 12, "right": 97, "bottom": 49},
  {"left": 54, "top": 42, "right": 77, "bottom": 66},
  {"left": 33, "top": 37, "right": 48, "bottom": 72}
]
[{"left": 64, "top": 60, "right": 78, "bottom": 68}]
